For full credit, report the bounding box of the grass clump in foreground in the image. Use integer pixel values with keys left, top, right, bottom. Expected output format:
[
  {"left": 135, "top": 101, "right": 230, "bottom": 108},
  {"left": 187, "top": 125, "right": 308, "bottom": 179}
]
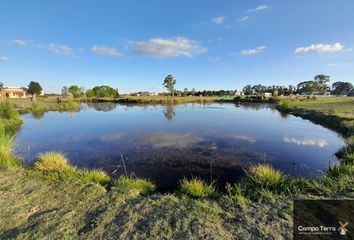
[
  {"left": 112, "top": 176, "right": 155, "bottom": 197},
  {"left": 34, "top": 152, "right": 110, "bottom": 186},
  {"left": 246, "top": 164, "right": 287, "bottom": 193},
  {"left": 180, "top": 178, "right": 217, "bottom": 199},
  {"left": 0, "top": 101, "right": 23, "bottom": 129},
  {"left": 0, "top": 128, "right": 22, "bottom": 169}
]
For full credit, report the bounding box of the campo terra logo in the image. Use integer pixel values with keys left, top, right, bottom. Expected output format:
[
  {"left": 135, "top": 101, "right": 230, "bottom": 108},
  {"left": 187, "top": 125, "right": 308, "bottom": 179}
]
[{"left": 338, "top": 221, "right": 349, "bottom": 236}]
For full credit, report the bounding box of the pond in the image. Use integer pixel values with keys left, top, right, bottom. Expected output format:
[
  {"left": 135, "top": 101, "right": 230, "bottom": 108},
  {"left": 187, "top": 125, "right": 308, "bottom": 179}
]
[{"left": 15, "top": 103, "right": 345, "bottom": 191}]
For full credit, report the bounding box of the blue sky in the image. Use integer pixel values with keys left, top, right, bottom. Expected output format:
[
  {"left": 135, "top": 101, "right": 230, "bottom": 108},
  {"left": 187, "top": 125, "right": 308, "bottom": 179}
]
[{"left": 0, "top": 0, "right": 353, "bottom": 94}]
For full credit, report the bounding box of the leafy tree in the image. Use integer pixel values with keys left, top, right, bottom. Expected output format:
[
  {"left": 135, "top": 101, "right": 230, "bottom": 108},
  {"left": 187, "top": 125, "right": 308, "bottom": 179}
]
[
  {"left": 332, "top": 81, "right": 353, "bottom": 95},
  {"left": 28, "top": 81, "right": 42, "bottom": 98},
  {"left": 297, "top": 74, "right": 330, "bottom": 94},
  {"left": 61, "top": 86, "right": 70, "bottom": 96},
  {"left": 68, "top": 85, "right": 84, "bottom": 98},
  {"left": 88, "top": 85, "right": 119, "bottom": 98},
  {"left": 242, "top": 85, "right": 253, "bottom": 95},
  {"left": 162, "top": 74, "right": 176, "bottom": 96}
]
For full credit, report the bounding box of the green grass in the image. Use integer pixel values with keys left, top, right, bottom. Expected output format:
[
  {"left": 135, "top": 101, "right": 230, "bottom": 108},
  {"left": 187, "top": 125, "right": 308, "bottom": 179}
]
[
  {"left": 180, "top": 178, "right": 217, "bottom": 199},
  {"left": 118, "top": 95, "right": 224, "bottom": 104},
  {"left": 0, "top": 128, "right": 21, "bottom": 169},
  {"left": 112, "top": 176, "right": 155, "bottom": 197},
  {"left": 8, "top": 97, "right": 80, "bottom": 113},
  {"left": 34, "top": 152, "right": 110, "bottom": 186},
  {"left": 246, "top": 164, "right": 287, "bottom": 193},
  {"left": 276, "top": 97, "right": 354, "bottom": 136},
  {"left": 0, "top": 96, "right": 353, "bottom": 238}
]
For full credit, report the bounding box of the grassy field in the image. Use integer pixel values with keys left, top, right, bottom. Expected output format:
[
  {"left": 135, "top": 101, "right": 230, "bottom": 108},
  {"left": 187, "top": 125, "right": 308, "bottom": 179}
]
[
  {"left": 0, "top": 97, "right": 353, "bottom": 239},
  {"left": 280, "top": 97, "right": 354, "bottom": 119},
  {"left": 277, "top": 97, "right": 354, "bottom": 136},
  {"left": 7, "top": 97, "right": 80, "bottom": 112}
]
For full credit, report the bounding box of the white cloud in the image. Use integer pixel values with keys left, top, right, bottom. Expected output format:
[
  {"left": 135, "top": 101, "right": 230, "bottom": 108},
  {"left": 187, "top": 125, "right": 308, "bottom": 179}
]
[
  {"left": 91, "top": 45, "right": 122, "bottom": 57},
  {"left": 138, "top": 133, "right": 204, "bottom": 149},
  {"left": 248, "top": 5, "right": 270, "bottom": 13},
  {"left": 12, "top": 39, "right": 26, "bottom": 46},
  {"left": 238, "top": 16, "right": 249, "bottom": 23},
  {"left": 241, "top": 46, "right": 266, "bottom": 55},
  {"left": 233, "top": 134, "right": 256, "bottom": 143},
  {"left": 294, "top": 42, "right": 344, "bottom": 54},
  {"left": 129, "top": 37, "right": 207, "bottom": 58},
  {"left": 0, "top": 56, "right": 9, "bottom": 62},
  {"left": 283, "top": 137, "right": 328, "bottom": 148},
  {"left": 47, "top": 43, "right": 75, "bottom": 55},
  {"left": 212, "top": 16, "right": 225, "bottom": 24}
]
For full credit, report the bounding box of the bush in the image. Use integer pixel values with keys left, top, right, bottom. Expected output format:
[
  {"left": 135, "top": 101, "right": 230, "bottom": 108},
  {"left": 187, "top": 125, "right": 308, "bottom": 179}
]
[
  {"left": 0, "top": 128, "right": 21, "bottom": 168},
  {"left": 225, "top": 183, "right": 248, "bottom": 207},
  {"left": 246, "top": 164, "right": 287, "bottom": 193},
  {"left": 180, "top": 178, "right": 217, "bottom": 199},
  {"left": 112, "top": 176, "right": 155, "bottom": 197},
  {"left": 34, "top": 152, "right": 72, "bottom": 172},
  {"left": 80, "top": 169, "right": 111, "bottom": 186},
  {"left": 33, "top": 152, "right": 110, "bottom": 186}
]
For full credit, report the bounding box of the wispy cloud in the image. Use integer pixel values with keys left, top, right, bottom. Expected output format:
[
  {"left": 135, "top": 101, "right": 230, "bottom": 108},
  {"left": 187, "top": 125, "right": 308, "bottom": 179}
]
[
  {"left": 241, "top": 46, "right": 266, "bottom": 55},
  {"left": 47, "top": 43, "right": 76, "bottom": 55},
  {"left": 211, "top": 16, "right": 225, "bottom": 24},
  {"left": 233, "top": 134, "right": 256, "bottom": 143},
  {"left": 248, "top": 5, "right": 270, "bottom": 13},
  {"left": 0, "top": 56, "right": 9, "bottom": 62},
  {"left": 283, "top": 137, "right": 328, "bottom": 148},
  {"left": 129, "top": 37, "right": 207, "bottom": 58},
  {"left": 12, "top": 39, "right": 26, "bottom": 46},
  {"left": 91, "top": 45, "right": 122, "bottom": 57},
  {"left": 294, "top": 42, "right": 344, "bottom": 54},
  {"left": 238, "top": 16, "right": 249, "bottom": 23},
  {"left": 138, "top": 133, "right": 204, "bottom": 149}
]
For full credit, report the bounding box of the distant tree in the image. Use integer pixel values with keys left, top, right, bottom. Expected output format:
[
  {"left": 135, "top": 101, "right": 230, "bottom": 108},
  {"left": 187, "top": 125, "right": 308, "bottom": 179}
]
[
  {"left": 162, "top": 74, "right": 176, "bottom": 96},
  {"left": 89, "top": 85, "right": 119, "bottom": 98},
  {"left": 297, "top": 75, "right": 330, "bottom": 94},
  {"left": 332, "top": 81, "right": 353, "bottom": 95},
  {"left": 183, "top": 88, "right": 188, "bottom": 96},
  {"left": 191, "top": 88, "right": 196, "bottom": 96},
  {"left": 61, "top": 86, "right": 70, "bottom": 96},
  {"left": 68, "top": 85, "right": 84, "bottom": 98},
  {"left": 28, "top": 81, "right": 42, "bottom": 99},
  {"left": 85, "top": 89, "right": 95, "bottom": 98},
  {"left": 242, "top": 85, "right": 253, "bottom": 95}
]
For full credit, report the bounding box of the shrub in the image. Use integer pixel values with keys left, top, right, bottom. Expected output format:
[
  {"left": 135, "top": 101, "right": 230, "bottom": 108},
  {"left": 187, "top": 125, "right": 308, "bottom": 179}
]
[
  {"left": 0, "top": 101, "right": 20, "bottom": 120},
  {"left": 80, "top": 169, "right": 111, "bottom": 186},
  {"left": 33, "top": 151, "right": 110, "bottom": 186},
  {"left": 225, "top": 183, "right": 248, "bottom": 207},
  {"left": 34, "top": 152, "right": 72, "bottom": 172},
  {"left": 325, "top": 164, "right": 354, "bottom": 179},
  {"left": 246, "top": 164, "right": 287, "bottom": 193},
  {"left": 0, "top": 128, "right": 21, "bottom": 168},
  {"left": 112, "top": 176, "right": 155, "bottom": 197},
  {"left": 180, "top": 178, "right": 217, "bottom": 199}
]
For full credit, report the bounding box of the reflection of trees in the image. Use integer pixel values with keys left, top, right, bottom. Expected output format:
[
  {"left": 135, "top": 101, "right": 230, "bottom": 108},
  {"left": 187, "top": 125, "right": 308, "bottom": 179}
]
[
  {"left": 89, "top": 103, "right": 117, "bottom": 112},
  {"left": 32, "top": 111, "right": 45, "bottom": 119},
  {"left": 163, "top": 105, "right": 176, "bottom": 121}
]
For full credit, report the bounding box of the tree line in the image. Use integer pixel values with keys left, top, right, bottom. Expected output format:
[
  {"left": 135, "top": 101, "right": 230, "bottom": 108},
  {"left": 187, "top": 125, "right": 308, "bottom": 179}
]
[
  {"left": 162, "top": 74, "right": 353, "bottom": 96},
  {"left": 61, "top": 85, "right": 119, "bottom": 98}
]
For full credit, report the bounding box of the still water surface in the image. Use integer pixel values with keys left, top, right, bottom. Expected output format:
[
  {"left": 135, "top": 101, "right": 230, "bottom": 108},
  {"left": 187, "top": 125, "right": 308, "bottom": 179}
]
[{"left": 15, "top": 103, "right": 345, "bottom": 190}]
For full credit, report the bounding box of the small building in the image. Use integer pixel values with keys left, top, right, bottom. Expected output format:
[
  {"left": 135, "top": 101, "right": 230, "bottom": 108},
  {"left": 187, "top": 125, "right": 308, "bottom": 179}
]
[
  {"left": 0, "top": 87, "right": 29, "bottom": 98},
  {"left": 0, "top": 86, "right": 44, "bottom": 99},
  {"left": 234, "top": 91, "right": 244, "bottom": 97},
  {"left": 257, "top": 92, "right": 272, "bottom": 98}
]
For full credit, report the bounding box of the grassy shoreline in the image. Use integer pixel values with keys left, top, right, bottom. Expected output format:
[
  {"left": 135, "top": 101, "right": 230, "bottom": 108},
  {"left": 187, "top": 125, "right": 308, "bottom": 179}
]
[{"left": 0, "top": 97, "right": 353, "bottom": 238}]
